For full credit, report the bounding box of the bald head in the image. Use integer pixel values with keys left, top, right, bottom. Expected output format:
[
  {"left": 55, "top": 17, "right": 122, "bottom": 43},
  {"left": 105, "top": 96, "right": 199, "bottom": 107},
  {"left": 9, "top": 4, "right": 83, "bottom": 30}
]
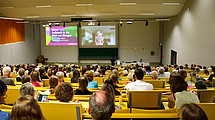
[{"left": 89, "top": 91, "right": 114, "bottom": 120}]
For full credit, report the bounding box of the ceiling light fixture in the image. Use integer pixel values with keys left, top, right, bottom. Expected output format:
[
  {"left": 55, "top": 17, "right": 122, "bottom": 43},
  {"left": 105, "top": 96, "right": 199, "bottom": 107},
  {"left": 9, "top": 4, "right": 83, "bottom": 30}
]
[
  {"left": 88, "top": 21, "right": 95, "bottom": 26},
  {"left": 16, "top": 21, "right": 29, "bottom": 24},
  {"left": 156, "top": 19, "right": 170, "bottom": 21},
  {"left": 26, "top": 16, "right": 39, "bottom": 18},
  {"left": 139, "top": 13, "right": 154, "bottom": 16},
  {"left": 119, "top": 3, "right": 136, "bottom": 6},
  {"left": 163, "top": 3, "right": 180, "bottom": 5},
  {"left": 0, "top": 17, "right": 23, "bottom": 20},
  {"left": 0, "top": 7, "right": 14, "bottom": 9},
  {"left": 127, "top": 21, "right": 132, "bottom": 24},
  {"left": 76, "top": 4, "right": 93, "bottom": 6},
  {"left": 61, "top": 15, "right": 76, "bottom": 17},
  {"left": 36, "top": 5, "right": 52, "bottom": 8}
]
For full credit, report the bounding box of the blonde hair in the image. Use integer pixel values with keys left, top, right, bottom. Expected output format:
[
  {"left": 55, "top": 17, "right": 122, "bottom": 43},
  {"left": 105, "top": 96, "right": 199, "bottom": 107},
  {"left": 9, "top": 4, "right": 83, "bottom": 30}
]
[
  {"left": 84, "top": 70, "right": 94, "bottom": 81},
  {"left": 100, "top": 83, "right": 115, "bottom": 99}
]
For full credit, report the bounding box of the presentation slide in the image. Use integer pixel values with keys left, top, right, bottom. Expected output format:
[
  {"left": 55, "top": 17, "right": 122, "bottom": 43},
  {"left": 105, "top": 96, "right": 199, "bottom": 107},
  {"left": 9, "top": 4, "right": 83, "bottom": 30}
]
[
  {"left": 80, "top": 26, "right": 117, "bottom": 48},
  {"left": 46, "top": 26, "right": 78, "bottom": 46}
]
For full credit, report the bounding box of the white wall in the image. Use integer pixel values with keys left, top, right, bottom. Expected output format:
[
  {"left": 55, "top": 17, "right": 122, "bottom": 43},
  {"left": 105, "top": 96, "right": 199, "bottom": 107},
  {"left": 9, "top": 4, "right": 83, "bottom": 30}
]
[
  {"left": 119, "top": 21, "right": 160, "bottom": 63},
  {"left": 162, "top": 0, "right": 215, "bottom": 66},
  {"left": 41, "top": 22, "right": 160, "bottom": 64},
  {"left": 0, "top": 24, "right": 41, "bottom": 64}
]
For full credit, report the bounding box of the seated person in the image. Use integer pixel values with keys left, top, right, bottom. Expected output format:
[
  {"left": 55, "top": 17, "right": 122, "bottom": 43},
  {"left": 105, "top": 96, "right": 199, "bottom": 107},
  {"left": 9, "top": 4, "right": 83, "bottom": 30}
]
[
  {"left": 168, "top": 76, "right": 200, "bottom": 109},
  {"left": 0, "top": 80, "right": 10, "bottom": 120},
  {"left": 206, "top": 66, "right": 215, "bottom": 86},
  {"left": 100, "top": 83, "right": 122, "bottom": 110},
  {"left": 55, "top": 82, "right": 76, "bottom": 102},
  {"left": 16, "top": 68, "right": 25, "bottom": 82},
  {"left": 104, "top": 79, "right": 121, "bottom": 96},
  {"left": 21, "top": 75, "right": 31, "bottom": 84},
  {"left": 49, "top": 76, "right": 59, "bottom": 94},
  {"left": 180, "top": 103, "right": 208, "bottom": 120},
  {"left": 122, "top": 70, "right": 128, "bottom": 76},
  {"left": 56, "top": 72, "right": 64, "bottom": 84},
  {"left": 151, "top": 71, "right": 158, "bottom": 80},
  {"left": 39, "top": 67, "right": 49, "bottom": 80},
  {"left": 89, "top": 91, "right": 115, "bottom": 120},
  {"left": 179, "top": 70, "right": 188, "bottom": 80},
  {"left": 30, "top": 71, "right": 41, "bottom": 87},
  {"left": 20, "top": 83, "right": 35, "bottom": 97},
  {"left": 85, "top": 71, "right": 98, "bottom": 88},
  {"left": 70, "top": 70, "right": 80, "bottom": 83},
  {"left": 0, "top": 66, "right": 15, "bottom": 86},
  {"left": 10, "top": 95, "right": 45, "bottom": 120},
  {"left": 158, "top": 67, "right": 169, "bottom": 77},
  {"left": 75, "top": 77, "right": 93, "bottom": 95},
  {"left": 125, "top": 69, "right": 153, "bottom": 92}
]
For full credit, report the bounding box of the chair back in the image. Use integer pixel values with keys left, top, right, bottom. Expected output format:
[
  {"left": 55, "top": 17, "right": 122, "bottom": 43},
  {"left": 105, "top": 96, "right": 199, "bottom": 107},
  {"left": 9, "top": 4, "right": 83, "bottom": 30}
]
[
  {"left": 39, "top": 102, "right": 82, "bottom": 120},
  {"left": 43, "top": 79, "right": 50, "bottom": 87},
  {"left": 128, "top": 90, "right": 162, "bottom": 112},
  {"left": 4, "top": 87, "right": 20, "bottom": 104},
  {"left": 196, "top": 103, "right": 215, "bottom": 120},
  {"left": 197, "top": 90, "right": 215, "bottom": 103},
  {"left": 93, "top": 77, "right": 104, "bottom": 85},
  {"left": 145, "top": 80, "right": 165, "bottom": 88}
]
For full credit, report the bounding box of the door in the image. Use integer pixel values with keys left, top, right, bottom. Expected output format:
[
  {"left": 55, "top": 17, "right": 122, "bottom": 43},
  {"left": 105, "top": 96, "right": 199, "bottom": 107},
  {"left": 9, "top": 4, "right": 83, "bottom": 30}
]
[{"left": 171, "top": 50, "right": 177, "bottom": 65}]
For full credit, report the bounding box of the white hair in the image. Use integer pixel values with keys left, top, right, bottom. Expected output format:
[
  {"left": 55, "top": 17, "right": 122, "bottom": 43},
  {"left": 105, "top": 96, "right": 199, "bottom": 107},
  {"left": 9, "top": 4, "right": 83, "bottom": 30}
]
[
  {"left": 127, "top": 72, "right": 134, "bottom": 80},
  {"left": 56, "top": 72, "right": 64, "bottom": 81},
  {"left": 35, "top": 67, "right": 40, "bottom": 72},
  {"left": 159, "top": 67, "right": 165, "bottom": 74},
  {"left": 123, "top": 70, "right": 128, "bottom": 75},
  {"left": 151, "top": 71, "right": 158, "bottom": 79},
  {"left": 3, "top": 66, "right": 11, "bottom": 75}
]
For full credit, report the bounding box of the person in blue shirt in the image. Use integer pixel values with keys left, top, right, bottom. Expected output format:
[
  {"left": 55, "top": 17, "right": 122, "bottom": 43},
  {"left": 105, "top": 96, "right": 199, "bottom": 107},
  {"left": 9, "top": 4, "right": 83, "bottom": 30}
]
[
  {"left": 0, "top": 80, "right": 10, "bottom": 120},
  {"left": 85, "top": 70, "right": 98, "bottom": 88}
]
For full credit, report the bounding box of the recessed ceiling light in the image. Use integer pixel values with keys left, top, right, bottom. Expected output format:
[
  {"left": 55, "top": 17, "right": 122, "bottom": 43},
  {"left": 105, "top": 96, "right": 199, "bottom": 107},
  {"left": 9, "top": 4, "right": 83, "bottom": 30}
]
[
  {"left": 156, "top": 19, "right": 170, "bottom": 21},
  {"left": 16, "top": 21, "right": 29, "bottom": 24},
  {"left": 26, "top": 16, "right": 39, "bottom": 18},
  {"left": 163, "top": 3, "right": 180, "bottom": 5},
  {"left": 119, "top": 3, "right": 136, "bottom": 6},
  {"left": 76, "top": 4, "right": 93, "bottom": 6},
  {"left": 0, "top": 17, "right": 23, "bottom": 20},
  {"left": 0, "top": 7, "right": 14, "bottom": 9},
  {"left": 61, "top": 15, "right": 76, "bottom": 17},
  {"left": 139, "top": 13, "right": 154, "bottom": 16},
  {"left": 36, "top": 5, "right": 52, "bottom": 8}
]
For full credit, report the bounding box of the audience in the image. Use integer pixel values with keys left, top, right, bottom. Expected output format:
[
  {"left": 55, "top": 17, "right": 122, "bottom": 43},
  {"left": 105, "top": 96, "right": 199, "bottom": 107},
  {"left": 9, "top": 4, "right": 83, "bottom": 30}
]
[
  {"left": 0, "top": 66, "right": 15, "bottom": 86},
  {"left": 56, "top": 71, "right": 64, "bottom": 84},
  {"left": 158, "top": 67, "right": 168, "bottom": 77},
  {"left": 180, "top": 103, "right": 208, "bottom": 120},
  {"left": 71, "top": 70, "right": 80, "bottom": 83},
  {"left": 39, "top": 67, "right": 49, "bottom": 80},
  {"left": 85, "top": 70, "right": 98, "bottom": 88},
  {"left": 21, "top": 75, "right": 31, "bottom": 84},
  {"left": 10, "top": 95, "right": 45, "bottom": 120},
  {"left": 75, "top": 77, "right": 93, "bottom": 95},
  {"left": 168, "top": 76, "right": 200, "bottom": 109},
  {"left": 30, "top": 71, "right": 41, "bottom": 87},
  {"left": 89, "top": 91, "right": 114, "bottom": 120},
  {"left": 55, "top": 82, "right": 74, "bottom": 102},
  {"left": 16, "top": 68, "right": 25, "bottom": 82},
  {"left": 125, "top": 69, "right": 153, "bottom": 92},
  {"left": 0, "top": 80, "right": 10, "bottom": 120},
  {"left": 49, "top": 76, "right": 59, "bottom": 94},
  {"left": 151, "top": 71, "right": 158, "bottom": 80},
  {"left": 20, "top": 82, "right": 35, "bottom": 97}
]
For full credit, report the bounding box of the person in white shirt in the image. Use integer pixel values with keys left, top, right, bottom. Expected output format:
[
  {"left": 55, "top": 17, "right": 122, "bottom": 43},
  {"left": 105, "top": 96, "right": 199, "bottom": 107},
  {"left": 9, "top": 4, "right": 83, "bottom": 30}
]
[{"left": 125, "top": 69, "right": 153, "bottom": 92}]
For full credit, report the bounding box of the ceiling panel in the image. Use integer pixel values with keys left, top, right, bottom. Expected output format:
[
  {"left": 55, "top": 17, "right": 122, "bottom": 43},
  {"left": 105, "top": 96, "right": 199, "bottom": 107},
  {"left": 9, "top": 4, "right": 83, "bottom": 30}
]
[{"left": 0, "top": 0, "right": 186, "bottom": 21}]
